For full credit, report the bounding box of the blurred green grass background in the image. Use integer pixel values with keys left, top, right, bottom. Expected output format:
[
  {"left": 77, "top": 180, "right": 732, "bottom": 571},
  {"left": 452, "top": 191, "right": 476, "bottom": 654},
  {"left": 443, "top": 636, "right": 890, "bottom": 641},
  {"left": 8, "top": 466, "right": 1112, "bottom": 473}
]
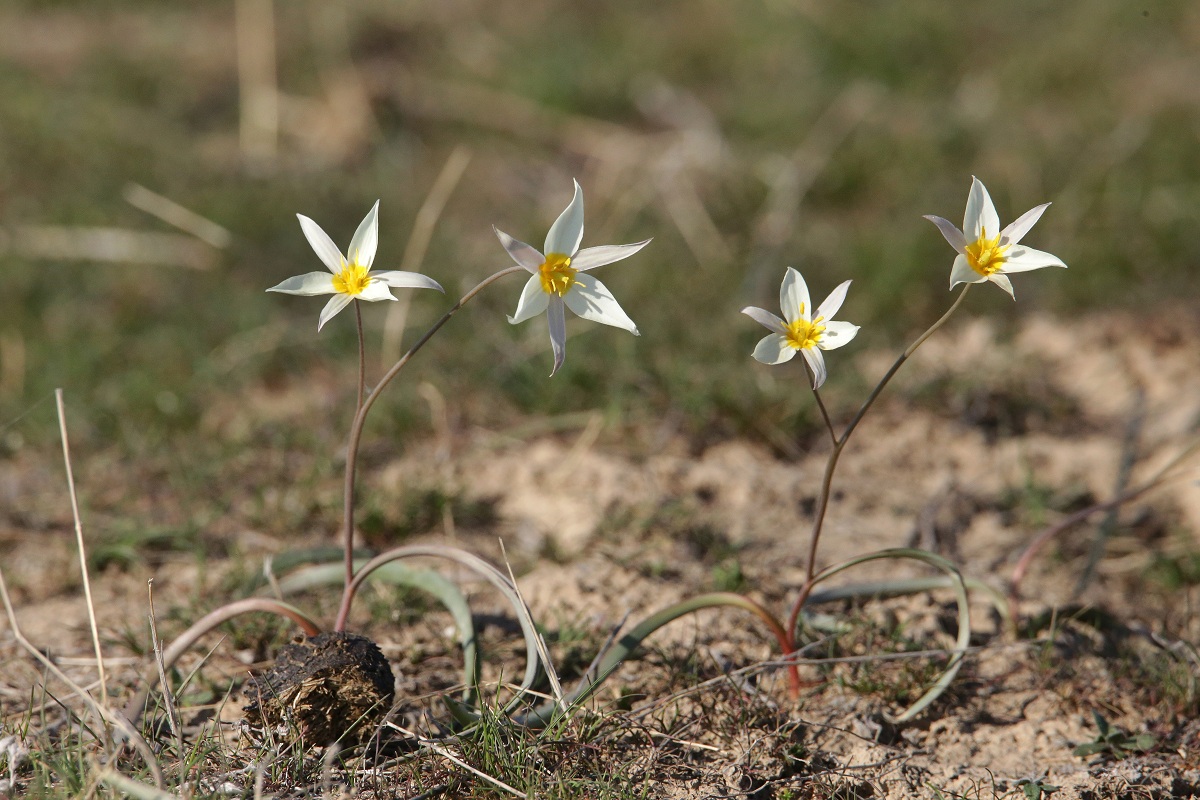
[{"left": 2, "top": 0, "right": 1198, "bottom": 456}]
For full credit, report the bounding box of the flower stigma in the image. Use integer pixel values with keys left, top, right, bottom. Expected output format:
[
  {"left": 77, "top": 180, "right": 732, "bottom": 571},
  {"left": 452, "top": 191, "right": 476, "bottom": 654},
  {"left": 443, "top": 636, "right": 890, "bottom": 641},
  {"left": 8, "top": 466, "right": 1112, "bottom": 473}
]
[
  {"left": 538, "top": 253, "right": 577, "bottom": 296},
  {"left": 965, "top": 229, "right": 1010, "bottom": 277},
  {"left": 786, "top": 315, "right": 826, "bottom": 351},
  {"left": 332, "top": 262, "right": 371, "bottom": 295}
]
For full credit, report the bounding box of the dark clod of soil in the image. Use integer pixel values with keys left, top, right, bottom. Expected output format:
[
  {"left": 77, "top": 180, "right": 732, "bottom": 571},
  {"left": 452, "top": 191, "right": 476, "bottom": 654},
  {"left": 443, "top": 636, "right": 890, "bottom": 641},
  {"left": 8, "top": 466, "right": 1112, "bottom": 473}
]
[{"left": 243, "top": 631, "right": 396, "bottom": 746}]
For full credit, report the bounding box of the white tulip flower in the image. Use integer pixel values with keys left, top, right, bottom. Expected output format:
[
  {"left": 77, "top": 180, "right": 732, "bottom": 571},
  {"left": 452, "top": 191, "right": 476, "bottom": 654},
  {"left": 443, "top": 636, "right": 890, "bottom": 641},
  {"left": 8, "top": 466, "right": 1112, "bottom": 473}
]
[
  {"left": 742, "top": 268, "right": 859, "bottom": 389},
  {"left": 924, "top": 177, "right": 1066, "bottom": 299},
  {"left": 495, "top": 180, "right": 650, "bottom": 376},
  {"left": 268, "top": 201, "right": 443, "bottom": 330}
]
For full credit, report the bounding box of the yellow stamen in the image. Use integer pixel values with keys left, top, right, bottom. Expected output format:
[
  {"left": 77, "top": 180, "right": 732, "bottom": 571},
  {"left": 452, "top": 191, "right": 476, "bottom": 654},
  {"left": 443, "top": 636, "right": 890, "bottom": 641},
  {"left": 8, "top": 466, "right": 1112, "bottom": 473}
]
[
  {"left": 332, "top": 262, "right": 371, "bottom": 295},
  {"left": 538, "top": 253, "right": 577, "bottom": 296},
  {"left": 785, "top": 314, "right": 825, "bottom": 351},
  {"left": 965, "top": 228, "right": 1010, "bottom": 277}
]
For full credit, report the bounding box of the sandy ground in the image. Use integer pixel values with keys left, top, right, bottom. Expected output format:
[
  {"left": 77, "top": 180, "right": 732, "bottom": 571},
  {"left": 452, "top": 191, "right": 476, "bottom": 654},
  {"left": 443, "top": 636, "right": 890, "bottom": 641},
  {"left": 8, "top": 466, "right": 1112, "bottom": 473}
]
[{"left": 2, "top": 310, "right": 1199, "bottom": 798}]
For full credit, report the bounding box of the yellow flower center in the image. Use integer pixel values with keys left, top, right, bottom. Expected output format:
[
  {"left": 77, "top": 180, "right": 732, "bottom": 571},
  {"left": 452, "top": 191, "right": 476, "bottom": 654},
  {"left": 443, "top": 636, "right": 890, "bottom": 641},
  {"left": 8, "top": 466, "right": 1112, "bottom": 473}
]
[
  {"left": 965, "top": 228, "right": 1010, "bottom": 277},
  {"left": 332, "top": 262, "right": 371, "bottom": 296},
  {"left": 538, "top": 253, "right": 577, "bottom": 297},
  {"left": 785, "top": 308, "right": 826, "bottom": 351}
]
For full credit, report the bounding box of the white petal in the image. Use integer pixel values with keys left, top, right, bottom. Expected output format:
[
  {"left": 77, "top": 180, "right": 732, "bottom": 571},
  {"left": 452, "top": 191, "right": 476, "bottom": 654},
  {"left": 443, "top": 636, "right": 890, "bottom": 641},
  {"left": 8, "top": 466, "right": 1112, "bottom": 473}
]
[
  {"left": 267, "top": 272, "right": 336, "bottom": 296},
  {"left": 318, "top": 294, "right": 354, "bottom": 330},
  {"left": 494, "top": 227, "right": 544, "bottom": 272},
  {"left": 779, "top": 267, "right": 812, "bottom": 323},
  {"left": 965, "top": 177, "right": 1001, "bottom": 240},
  {"left": 571, "top": 240, "right": 652, "bottom": 271},
  {"left": 1000, "top": 245, "right": 1067, "bottom": 273},
  {"left": 563, "top": 273, "right": 638, "bottom": 334},
  {"left": 751, "top": 333, "right": 797, "bottom": 365},
  {"left": 988, "top": 273, "right": 1016, "bottom": 299},
  {"left": 508, "top": 274, "right": 549, "bottom": 324},
  {"left": 1000, "top": 203, "right": 1050, "bottom": 246},
  {"left": 348, "top": 201, "right": 380, "bottom": 268},
  {"left": 358, "top": 281, "right": 396, "bottom": 302},
  {"left": 547, "top": 295, "right": 567, "bottom": 376},
  {"left": 949, "top": 254, "right": 983, "bottom": 289},
  {"left": 801, "top": 347, "right": 828, "bottom": 389},
  {"left": 818, "top": 320, "right": 860, "bottom": 351},
  {"left": 923, "top": 215, "right": 967, "bottom": 254},
  {"left": 816, "top": 280, "right": 852, "bottom": 321},
  {"left": 298, "top": 214, "right": 346, "bottom": 274},
  {"left": 741, "top": 306, "right": 787, "bottom": 335},
  {"left": 370, "top": 270, "right": 445, "bottom": 293},
  {"left": 544, "top": 179, "right": 584, "bottom": 256}
]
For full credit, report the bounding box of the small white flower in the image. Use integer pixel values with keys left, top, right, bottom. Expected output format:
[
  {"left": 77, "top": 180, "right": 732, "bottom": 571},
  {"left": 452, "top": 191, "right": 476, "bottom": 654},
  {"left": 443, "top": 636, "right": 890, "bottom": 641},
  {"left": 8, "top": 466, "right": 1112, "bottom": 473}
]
[
  {"left": 268, "top": 201, "right": 443, "bottom": 330},
  {"left": 742, "top": 268, "right": 859, "bottom": 389},
  {"left": 495, "top": 180, "right": 650, "bottom": 376},
  {"left": 924, "top": 176, "right": 1066, "bottom": 299}
]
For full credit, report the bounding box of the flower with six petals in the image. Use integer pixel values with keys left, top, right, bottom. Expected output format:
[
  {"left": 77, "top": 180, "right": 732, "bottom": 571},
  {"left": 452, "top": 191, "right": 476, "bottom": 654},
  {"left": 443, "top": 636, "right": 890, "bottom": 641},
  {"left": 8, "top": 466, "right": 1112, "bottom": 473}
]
[
  {"left": 742, "top": 268, "right": 859, "bottom": 389},
  {"left": 268, "top": 201, "right": 443, "bottom": 330},
  {"left": 495, "top": 180, "right": 650, "bottom": 376},
  {"left": 924, "top": 176, "right": 1066, "bottom": 299}
]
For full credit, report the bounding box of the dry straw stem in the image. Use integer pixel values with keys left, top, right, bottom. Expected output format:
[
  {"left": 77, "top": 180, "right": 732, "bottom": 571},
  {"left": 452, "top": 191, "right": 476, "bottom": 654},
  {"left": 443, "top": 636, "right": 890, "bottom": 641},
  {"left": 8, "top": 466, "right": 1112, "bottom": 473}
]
[
  {"left": 55, "top": 388, "right": 107, "bottom": 712},
  {"left": 122, "top": 183, "right": 232, "bottom": 249},
  {"left": 0, "top": 566, "right": 165, "bottom": 788},
  {"left": 381, "top": 146, "right": 473, "bottom": 367},
  {"left": 146, "top": 580, "right": 183, "bottom": 755},
  {"left": 499, "top": 539, "right": 566, "bottom": 711},
  {"left": 98, "top": 769, "right": 179, "bottom": 800},
  {"left": 0, "top": 226, "right": 216, "bottom": 270},
  {"left": 386, "top": 723, "right": 528, "bottom": 799},
  {"left": 235, "top": 0, "right": 278, "bottom": 164}
]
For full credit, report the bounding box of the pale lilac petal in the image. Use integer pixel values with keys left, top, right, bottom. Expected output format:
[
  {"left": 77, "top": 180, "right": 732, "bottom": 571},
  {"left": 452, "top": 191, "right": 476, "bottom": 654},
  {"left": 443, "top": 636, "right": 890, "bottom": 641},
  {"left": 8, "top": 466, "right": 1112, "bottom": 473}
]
[
  {"left": 267, "top": 272, "right": 336, "bottom": 296},
  {"left": 357, "top": 281, "right": 396, "bottom": 302},
  {"left": 741, "top": 306, "right": 787, "bottom": 335},
  {"left": 348, "top": 201, "right": 379, "bottom": 268},
  {"left": 547, "top": 295, "right": 567, "bottom": 376},
  {"left": 544, "top": 180, "right": 585, "bottom": 256},
  {"left": 508, "top": 274, "right": 549, "bottom": 324},
  {"left": 370, "top": 270, "right": 445, "bottom": 292},
  {"left": 965, "top": 177, "right": 1001, "bottom": 239},
  {"left": 923, "top": 215, "right": 968, "bottom": 254},
  {"left": 571, "top": 240, "right": 652, "bottom": 271},
  {"left": 318, "top": 294, "right": 354, "bottom": 330},
  {"left": 801, "top": 347, "right": 828, "bottom": 389},
  {"left": 1000, "top": 245, "right": 1067, "bottom": 273},
  {"left": 988, "top": 273, "right": 1016, "bottom": 299},
  {"left": 494, "top": 227, "right": 544, "bottom": 272},
  {"left": 751, "top": 333, "right": 797, "bottom": 366},
  {"left": 298, "top": 214, "right": 345, "bottom": 274},
  {"left": 819, "top": 320, "right": 860, "bottom": 351},
  {"left": 779, "top": 267, "right": 812, "bottom": 323},
  {"left": 949, "top": 254, "right": 982, "bottom": 289},
  {"left": 563, "top": 274, "right": 638, "bottom": 334},
  {"left": 815, "top": 280, "right": 852, "bottom": 321},
  {"left": 1000, "top": 203, "right": 1050, "bottom": 246}
]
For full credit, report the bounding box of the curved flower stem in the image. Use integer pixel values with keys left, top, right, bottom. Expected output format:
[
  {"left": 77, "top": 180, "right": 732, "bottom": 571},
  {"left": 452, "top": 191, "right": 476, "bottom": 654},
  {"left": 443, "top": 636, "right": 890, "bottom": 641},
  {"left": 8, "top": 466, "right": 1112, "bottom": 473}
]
[
  {"left": 811, "top": 386, "right": 837, "bottom": 448},
  {"left": 123, "top": 598, "right": 322, "bottom": 725},
  {"left": 785, "top": 285, "right": 973, "bottom": 645},
  {"left": 354, "top": 300, "right": 366, "bottom": 412},
  {"left": 333, "top": 266, "right": 526, "bottom": 632}
]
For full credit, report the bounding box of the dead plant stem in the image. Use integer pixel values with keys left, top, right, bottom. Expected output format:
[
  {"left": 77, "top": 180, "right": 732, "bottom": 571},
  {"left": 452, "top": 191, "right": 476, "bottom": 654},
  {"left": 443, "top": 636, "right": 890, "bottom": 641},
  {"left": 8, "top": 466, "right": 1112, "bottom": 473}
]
[{"left": 55, "top": 388, "right": 108, "bottom": 711}]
